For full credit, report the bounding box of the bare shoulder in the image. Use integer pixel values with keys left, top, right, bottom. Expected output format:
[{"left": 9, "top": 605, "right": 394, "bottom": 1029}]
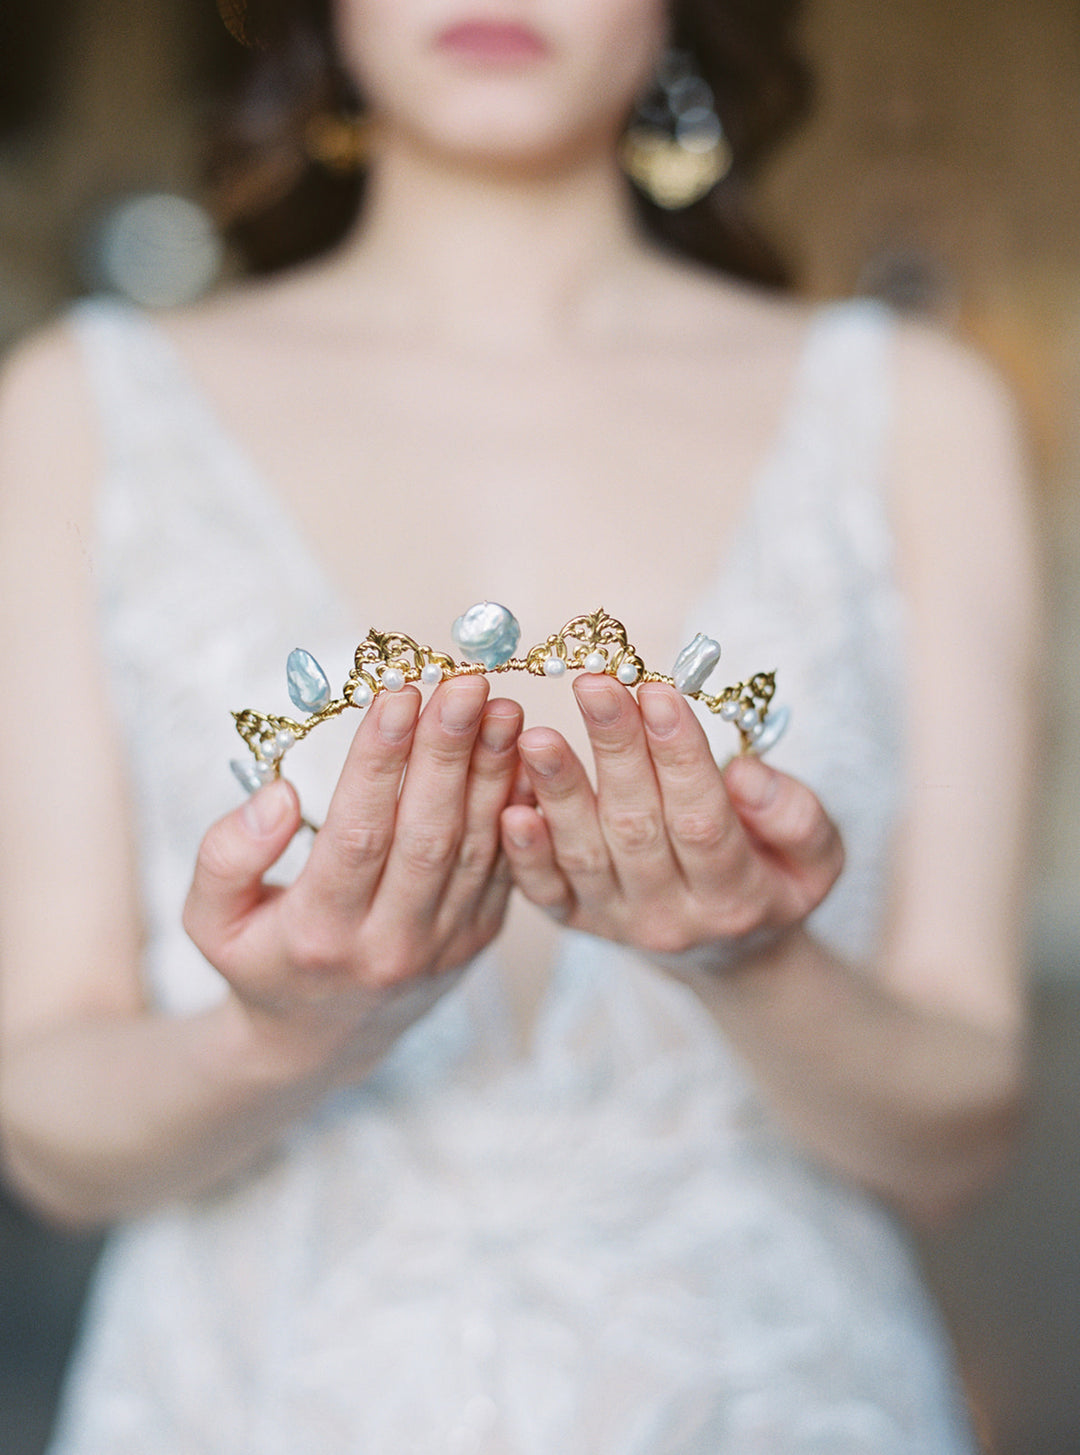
[
  {"left": 888, "top": 319, "right": 1039, "bottom": 619},
  {"left": 0, "top": 318, "right": 99, "bottom": 519},
  {"left": 892, "top": 319, "right": 1027, "bottom": 475}
]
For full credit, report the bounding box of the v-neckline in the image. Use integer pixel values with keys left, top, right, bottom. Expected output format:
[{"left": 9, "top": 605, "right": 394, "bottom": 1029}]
[{"left": 111, "top": 299, "right": 836, "bottom": 656}]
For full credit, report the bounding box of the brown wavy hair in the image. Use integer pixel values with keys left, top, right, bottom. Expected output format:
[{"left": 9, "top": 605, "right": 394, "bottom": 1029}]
[{"left": 209, "top": 0, "right": 810, "bottom": 285}]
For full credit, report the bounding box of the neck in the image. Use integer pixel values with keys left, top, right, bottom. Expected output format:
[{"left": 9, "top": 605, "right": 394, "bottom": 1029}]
[{"left": 322, "top": 135, "right": 654, "bottom": 351}]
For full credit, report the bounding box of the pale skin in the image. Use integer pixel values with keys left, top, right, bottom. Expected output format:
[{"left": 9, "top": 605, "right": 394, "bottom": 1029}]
[{"left": 0, "top": 0, "right": 1039, "bottom": 1231}]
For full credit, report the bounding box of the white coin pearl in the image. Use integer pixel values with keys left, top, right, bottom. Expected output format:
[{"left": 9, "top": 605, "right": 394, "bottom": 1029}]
[
  {"left": 583, "top": 651, "right": 607, "bottom": 674},
  {"left": 420, "top": 663, "right": 443, "bottom": 686},
  {"left": 381, "top": 666, "right": 407, "bottom": 692},
  {"left": 543, "top": 656, "right": 567, "bottom": 678},
  {"left": 616, "top": 661, "right": 639, "bottom": 685},
  {"left": 351, "top": 681, "right": 374, "bottom": 707},
  {"left": 672, "top": 632, "right": 721, "bottom": 695}
]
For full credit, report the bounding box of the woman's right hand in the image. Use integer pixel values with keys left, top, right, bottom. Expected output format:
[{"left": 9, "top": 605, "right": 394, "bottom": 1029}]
[{"left": 183, "top": 677, "right": 523, "bottom": 1082}]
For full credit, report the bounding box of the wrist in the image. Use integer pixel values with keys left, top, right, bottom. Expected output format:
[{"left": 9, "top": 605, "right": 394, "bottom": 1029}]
[
  {"left": 650, "top": 922, "right": 802, "bottom": 980},
  {"left": 203, "top": 992, "right": 354, "bottom": 1098}
]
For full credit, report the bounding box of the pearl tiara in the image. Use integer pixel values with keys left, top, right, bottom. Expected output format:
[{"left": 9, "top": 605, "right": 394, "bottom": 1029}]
[{"left": 230, "top": 604, "right": 788, "bottom": 794}]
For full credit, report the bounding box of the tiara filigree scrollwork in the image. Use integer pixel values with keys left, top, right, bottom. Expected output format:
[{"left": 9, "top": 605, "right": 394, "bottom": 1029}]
[{"left": 230, "top": 604, "right": 788, "bottom": 794}]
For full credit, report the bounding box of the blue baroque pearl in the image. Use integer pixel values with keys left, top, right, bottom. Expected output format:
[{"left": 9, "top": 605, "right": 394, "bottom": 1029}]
[
  {"left": 450, "top": 602, "right": 521, "bottom": 669},
  {"left": 286, "top": 648, "right": 333, "bottom": 714},
  {"left": 672, "top": 633, "right": 721, "bottom": 694},
  {"left": 753, "top": 704, "right": 791, "bottom": 756},
  {"left": 230, "top": 757, "right": 273, "bottom": 794}
]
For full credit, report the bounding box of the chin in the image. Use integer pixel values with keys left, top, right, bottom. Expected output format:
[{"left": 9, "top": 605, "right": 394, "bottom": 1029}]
[{"left": 398, "top": 88, "right": 622, "bottom": 174}]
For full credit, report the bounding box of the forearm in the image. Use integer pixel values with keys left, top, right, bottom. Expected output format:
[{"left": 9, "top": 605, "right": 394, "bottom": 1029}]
[
  {"left": 680, "top": 929, "right": 1026, "bottom": 1227},
  {"left": 0, "top": 996, "right": 363, "bottom": 1229}
]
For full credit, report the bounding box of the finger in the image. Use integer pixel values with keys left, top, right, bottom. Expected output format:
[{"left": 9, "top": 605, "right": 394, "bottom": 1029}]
[
  {"left": 501, "top": 804, "right": 573, "bottom": 919},
  {"left": 373, "top": 676, "right": 491, "bottom": 924},
  {"left": 515, "top": 727, "right": 616, "bottom": 911},
  {"left": 637, "top": 683, "right": 755, "bottom": 893},
  {"left": 300, "top": 686, "right": 422, "bottom": 916},
  {"left": 723, "top": 756, "right": 844, "bottom": 895},
  {"left": 183, "top": 779, "right": 301, "bottom": 957},
  {"left": 572, "top": 676, "right": 676, "bottom": 894},
  {"left": 440, "top": 847, "right": 516, "bottom": 967},
  {"left": 432, "top": 698, "right": 523, "bottom": 936}
]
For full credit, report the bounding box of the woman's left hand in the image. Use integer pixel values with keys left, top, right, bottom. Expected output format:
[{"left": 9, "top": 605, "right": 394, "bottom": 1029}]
[{"left": 501, "top": 676, "right": 844, "bottom": 969}]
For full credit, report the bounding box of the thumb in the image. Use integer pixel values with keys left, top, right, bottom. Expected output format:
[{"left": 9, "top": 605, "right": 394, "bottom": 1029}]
[
  {"left": 723, "top": 756, "right": 844, "bottom": 884},
  {"left": 183, "top": 779, "right": 301, "bottom": 955}
]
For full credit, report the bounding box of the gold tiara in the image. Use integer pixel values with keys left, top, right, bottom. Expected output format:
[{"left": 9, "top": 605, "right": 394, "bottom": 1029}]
[{"left": 230, "top": 604, "right": 787, "bottom": 793}]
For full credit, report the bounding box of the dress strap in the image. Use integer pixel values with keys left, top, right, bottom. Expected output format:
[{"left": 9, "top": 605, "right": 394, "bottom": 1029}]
[{"left": 68, "top": 297, "right": 203, "bottom": 468}]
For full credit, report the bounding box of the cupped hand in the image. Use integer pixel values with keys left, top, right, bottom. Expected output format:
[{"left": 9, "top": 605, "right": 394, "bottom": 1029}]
[
  {"left": 183, "top": 678, "right": 523, "bottom": 1072},
  {"left": 501, "top": 676, "right": 843, "bottom": 969}
]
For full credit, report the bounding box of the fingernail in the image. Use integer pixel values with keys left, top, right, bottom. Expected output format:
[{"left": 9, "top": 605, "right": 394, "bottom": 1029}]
[
  {"left": 242, "top": 779, "right": 291, "bottom": 836},
  {"left": 519, "top": 741, "right": 561, "bottom": 778},
  {"left": 378, "top": 690, "right": 419, "bottom": 743},
  {"left": 638, "top": 688, "right": 679, "bottom": 738},
  {"left": 480, "top": 708, "right": 520, "bottom": 753},
  {"left": 504, "top": 818, "right": 534, "bottom": 850},
  {"left": 727, "top": 755, "right": 777, "bottom": 809},
  {"left": 440, "top": 682, "right": 485, "bottom": 733},
  {"left": 576, "top": 680, "right": 622, "bottom": 725}
]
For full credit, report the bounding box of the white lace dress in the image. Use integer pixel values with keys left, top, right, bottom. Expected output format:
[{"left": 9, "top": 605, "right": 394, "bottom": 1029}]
[{"left": 48, "top": 298, "right": 976, "bottom": 1454}]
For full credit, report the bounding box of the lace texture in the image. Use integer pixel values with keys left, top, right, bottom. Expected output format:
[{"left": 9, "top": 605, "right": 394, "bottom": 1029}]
[{"left": 48, "top": 300, "right": 975, "bottom": 1454}]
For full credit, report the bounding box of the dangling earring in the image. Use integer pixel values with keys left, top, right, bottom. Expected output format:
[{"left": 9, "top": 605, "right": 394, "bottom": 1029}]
[
  {"left": 620, "top": 49, "right": 732, "bottom": 210},
  {"left": 303, "top": 111, "right": 375, "bottom": 172}
]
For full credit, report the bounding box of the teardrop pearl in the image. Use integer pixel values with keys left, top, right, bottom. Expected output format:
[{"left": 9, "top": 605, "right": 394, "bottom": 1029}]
[
  {"left": 230, "top": 757, "right": 274, "bottom": 794},
  {"left": 753, "top": 704, "right": 791, "bottom": 756},
  {"left": 286, "top": 648, "right": 332, "bottom": 715}
]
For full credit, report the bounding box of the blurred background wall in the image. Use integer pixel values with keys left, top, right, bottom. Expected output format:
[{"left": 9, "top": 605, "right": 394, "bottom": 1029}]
[{"left": 1, "top": 2, "right": 1078, "bottom": 1452}]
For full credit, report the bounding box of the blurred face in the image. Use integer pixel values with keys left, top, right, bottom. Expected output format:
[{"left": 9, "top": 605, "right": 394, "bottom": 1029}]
[{"left": 333, "top": 0, "right": 669, "bottom": 172}]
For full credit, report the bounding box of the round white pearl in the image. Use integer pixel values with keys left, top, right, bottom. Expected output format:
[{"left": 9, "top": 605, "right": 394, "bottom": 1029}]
[
  {"left": 584, "top": 651, "right": 607, "bottom": 674},
  {"left": 351, "top": 681, "right": 374, "bottom": 707},
  {"left": 253, "top": 758, "right": 276, "bottom": 784},
  {"left": 616, "top": 661, "right": 639, "bottom": 685},
  {"left": 381, "top": 666, "right": 407, "bottom": 692},
  {"left": 739, "top": 706, "right": 760, "bottom": 732},
  {"left": 719, "top": 699, "right": 740, "bottom": 722},
  {"left": 543, "top": 656, "right": 567, "bottom": 678},
  {"left": 420, "top": 663, "right": 444, "bottom": 686},
  {"left": 274, "top": 728, "right": 296, "bottom": 756}
]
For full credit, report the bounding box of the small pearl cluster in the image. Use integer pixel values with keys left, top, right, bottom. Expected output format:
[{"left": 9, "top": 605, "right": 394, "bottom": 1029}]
[
  {"left": 718, "top": 696, "right": 791, "bottom": 753},
  {"left": 230, "top": 726, "right": 296, "bottom": 793}
]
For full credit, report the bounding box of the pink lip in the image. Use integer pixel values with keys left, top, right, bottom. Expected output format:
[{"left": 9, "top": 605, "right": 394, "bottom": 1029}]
[{"left": 435, "top": 19, "right": 550, "bottom": 62}]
